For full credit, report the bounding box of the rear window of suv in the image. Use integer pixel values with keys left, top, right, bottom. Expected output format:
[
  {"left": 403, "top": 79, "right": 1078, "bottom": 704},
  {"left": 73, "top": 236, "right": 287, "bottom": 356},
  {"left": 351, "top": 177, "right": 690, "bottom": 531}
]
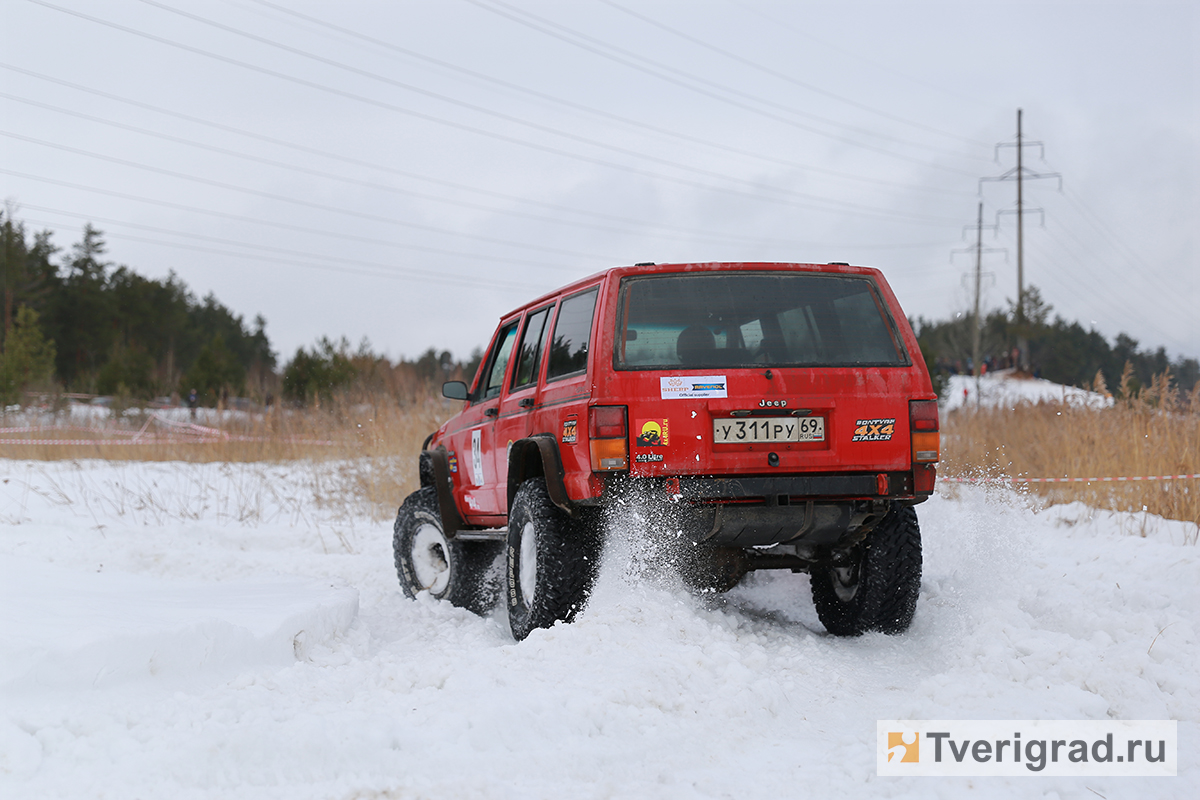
[
  {"left": 616, "top": 272, "right": 909, "bottom": 369},
  {"left": 547, "top": 287, "right": 598, "bottom": 381}
]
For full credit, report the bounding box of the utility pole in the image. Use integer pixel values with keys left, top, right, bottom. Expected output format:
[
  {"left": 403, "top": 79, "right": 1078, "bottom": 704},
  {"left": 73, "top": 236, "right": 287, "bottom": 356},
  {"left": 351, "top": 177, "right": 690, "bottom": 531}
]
[
  {"left": 953, "top": 204, "right": 1003, "bottom": 404},
  {"left": 980, "top": 108, "right": 1060, "bottom": 371},
  {"left": 973, "top": 201, "right": 985, "bottom": 388},
  {"left": 1016, "top": 109, "right": 1024, "bottom": 326}
]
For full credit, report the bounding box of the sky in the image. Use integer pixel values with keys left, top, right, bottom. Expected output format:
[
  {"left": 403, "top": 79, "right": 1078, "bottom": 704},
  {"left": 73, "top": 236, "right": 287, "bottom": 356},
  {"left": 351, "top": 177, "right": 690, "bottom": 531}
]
[{"left": 1, "top": 0, "right": 1196, "bottom": 365}]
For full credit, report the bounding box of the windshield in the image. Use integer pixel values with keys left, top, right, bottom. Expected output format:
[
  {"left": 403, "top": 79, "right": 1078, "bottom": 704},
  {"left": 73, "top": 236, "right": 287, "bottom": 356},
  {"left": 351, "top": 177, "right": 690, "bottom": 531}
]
[{"left": 616, "top": 272, "right": 909, "bottom": 369}]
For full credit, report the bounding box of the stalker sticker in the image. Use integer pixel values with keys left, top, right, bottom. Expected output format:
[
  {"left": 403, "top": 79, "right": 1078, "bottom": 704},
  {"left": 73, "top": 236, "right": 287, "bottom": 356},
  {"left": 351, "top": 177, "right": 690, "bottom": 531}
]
[
  {"left": 635, "top": 419, "right": 670, "bottom": 447},
  {"left": 561, "top": 418, "right": 578, "bottom": 444},
  {"left": 660, "top": 375, "right": 727, "bottom": 399},
  {"left": 852, "top": 418, "right": 896, "bottom": 442}
]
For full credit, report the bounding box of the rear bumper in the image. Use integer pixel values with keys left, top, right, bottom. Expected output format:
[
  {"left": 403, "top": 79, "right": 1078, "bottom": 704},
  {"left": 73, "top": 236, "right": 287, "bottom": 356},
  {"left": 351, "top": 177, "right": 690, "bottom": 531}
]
[
  {"left": 677, "top": 473, "right": 916, "bottom": 503},
  {"left": 598, "top": 471, "right": 924, "bottom": 549}
]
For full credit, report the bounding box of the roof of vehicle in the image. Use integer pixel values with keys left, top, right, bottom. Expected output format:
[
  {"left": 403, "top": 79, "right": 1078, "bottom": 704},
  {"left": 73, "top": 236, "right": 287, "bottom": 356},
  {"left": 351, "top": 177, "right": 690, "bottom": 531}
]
[{"left": 501, "top": 261, "right": 886, "bottom": 320}]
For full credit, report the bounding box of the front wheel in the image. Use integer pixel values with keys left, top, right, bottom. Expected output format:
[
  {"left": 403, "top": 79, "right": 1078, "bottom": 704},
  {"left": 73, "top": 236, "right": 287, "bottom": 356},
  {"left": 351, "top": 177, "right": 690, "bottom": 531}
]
[
  {"left": 505, "top": 478, "right": 600, "bottom": 641},
  {"left": 393, "top": 486, "right": 501, "bottom": 615},
  {"left": 809, "top": 504, "right": 922, "bottom": 636}
]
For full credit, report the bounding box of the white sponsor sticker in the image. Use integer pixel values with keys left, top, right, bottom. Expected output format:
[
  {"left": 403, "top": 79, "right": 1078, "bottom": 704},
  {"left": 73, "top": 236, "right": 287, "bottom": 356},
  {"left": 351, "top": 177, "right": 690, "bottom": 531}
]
[
  {"left": 877, "top": 720, "right": 1177, "bottom": 777},
  {"left": 470, "top": 428, "right": 484, "bottom": 486},
  {"left": 660, "top": 375, "right": 728, "bottom": 399}
]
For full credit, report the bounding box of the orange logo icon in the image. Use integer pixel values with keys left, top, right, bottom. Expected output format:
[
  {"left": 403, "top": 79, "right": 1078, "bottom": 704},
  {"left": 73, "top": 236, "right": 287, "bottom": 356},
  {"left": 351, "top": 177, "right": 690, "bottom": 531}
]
[
  {"left": 887, "top": 731, "right": 919, "bottom": 763},
  {"left": 635, "top": 419, "right": 669, "bottom": 447}
]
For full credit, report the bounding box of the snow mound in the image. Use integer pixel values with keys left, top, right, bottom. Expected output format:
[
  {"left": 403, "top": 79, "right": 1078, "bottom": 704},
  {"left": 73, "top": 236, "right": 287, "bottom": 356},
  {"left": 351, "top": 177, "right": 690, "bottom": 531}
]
[
  {"left": 0, "top": 557, "right": 358, "bottom": 693},
  {"left": 944, "top": 369, "right": 1111, "bottom": 411}
]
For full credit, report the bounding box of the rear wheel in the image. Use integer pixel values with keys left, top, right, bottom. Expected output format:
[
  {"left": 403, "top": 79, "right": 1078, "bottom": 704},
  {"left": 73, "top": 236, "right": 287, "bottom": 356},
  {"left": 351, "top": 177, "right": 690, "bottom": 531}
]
[
  {"left": 809, "top": 504, "right": 922, "bottom": 635},
  {"left": 393, "top": 486, "right": 501, "bottom": 615},
  {"left": 505, "top": 478, "right": 600, "bottom": 641}
]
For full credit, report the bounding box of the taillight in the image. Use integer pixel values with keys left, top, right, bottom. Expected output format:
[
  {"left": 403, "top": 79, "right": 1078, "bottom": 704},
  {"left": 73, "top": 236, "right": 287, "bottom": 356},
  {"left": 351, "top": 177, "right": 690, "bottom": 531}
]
[
  {"left": 589, "top": 405, "right": 628, "bottom": 471},
  {"left": 910, "top": 399, "right": 940, "bottom": 463}
]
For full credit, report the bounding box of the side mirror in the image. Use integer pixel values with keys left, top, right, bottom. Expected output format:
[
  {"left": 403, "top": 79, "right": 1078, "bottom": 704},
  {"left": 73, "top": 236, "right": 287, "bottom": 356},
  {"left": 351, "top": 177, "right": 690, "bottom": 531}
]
[{"left": 441, "top": 380, "right": 468, "bottom": 400}]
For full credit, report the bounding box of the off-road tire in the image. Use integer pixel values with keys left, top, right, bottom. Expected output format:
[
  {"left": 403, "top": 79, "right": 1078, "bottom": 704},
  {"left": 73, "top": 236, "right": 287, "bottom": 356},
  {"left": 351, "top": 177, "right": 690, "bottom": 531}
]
[
  {"left": 505, "top": 478, "right": 600, "bottom": 641},
  {"left": 809, "top": 504, "right": 922, "bottom": 636},
  {"left": 393, "top": 486, "right": 501, "bottom": 615}
]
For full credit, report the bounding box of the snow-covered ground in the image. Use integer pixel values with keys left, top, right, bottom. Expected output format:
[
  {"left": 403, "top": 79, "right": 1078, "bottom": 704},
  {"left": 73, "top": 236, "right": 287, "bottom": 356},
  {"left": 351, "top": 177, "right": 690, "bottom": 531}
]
[
  {"left": 0, "top": 459, "right": 1195, "bottom": 799},
  {"left": 944, "top": 369, "right": 1112, "bottom": 412}
]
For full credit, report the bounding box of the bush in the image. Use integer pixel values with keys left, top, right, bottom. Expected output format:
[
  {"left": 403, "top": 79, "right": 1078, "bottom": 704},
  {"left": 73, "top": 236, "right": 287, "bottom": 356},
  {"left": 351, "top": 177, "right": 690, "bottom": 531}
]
[
  {"left": 1, "top": 306, "right": 57, "bottom": 405},
  {"left": 181, "top": 335, "right": 246, "bottom": 406},
  {"left": 282, "top": 337, "right": 356, "bottom": 405}
]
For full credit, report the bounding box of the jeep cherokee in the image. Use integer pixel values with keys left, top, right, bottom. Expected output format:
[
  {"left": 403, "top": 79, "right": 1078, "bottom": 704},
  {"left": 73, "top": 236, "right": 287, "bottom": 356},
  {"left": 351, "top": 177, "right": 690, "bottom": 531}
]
[{"left": 393, "top": 261, "right": 938, "bottom": 640}]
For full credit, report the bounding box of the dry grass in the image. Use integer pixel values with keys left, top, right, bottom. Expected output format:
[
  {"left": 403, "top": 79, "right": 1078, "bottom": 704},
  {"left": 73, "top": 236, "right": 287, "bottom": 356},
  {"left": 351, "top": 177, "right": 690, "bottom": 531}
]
[
  {"left": 942, "top": 373, "right": 1200, "bottom": 529},
  {"left": 5, "top": 376, "right": 1199, "bottom": 530},
  {"left": 0, "top": 395, "right": 451, "bottom": 521}
]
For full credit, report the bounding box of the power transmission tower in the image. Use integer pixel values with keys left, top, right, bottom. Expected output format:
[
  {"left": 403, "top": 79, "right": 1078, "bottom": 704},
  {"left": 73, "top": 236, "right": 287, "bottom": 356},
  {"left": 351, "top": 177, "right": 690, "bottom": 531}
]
[
  {"left": 979, "top": 108, "right": 1061, "bottom": 370},
  {"left": 952, "top": 202, "right": 1004, "bottom": 404}
]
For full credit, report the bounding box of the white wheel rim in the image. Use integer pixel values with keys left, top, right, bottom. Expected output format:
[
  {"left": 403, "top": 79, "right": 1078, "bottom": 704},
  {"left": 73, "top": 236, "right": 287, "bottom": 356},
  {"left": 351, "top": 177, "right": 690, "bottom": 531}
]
[
  {"left": 518, "top": 520, "right": 538, "bottom": 607},
  {"left": 411, "top": 523, "right": 451, "bottom": 595}
]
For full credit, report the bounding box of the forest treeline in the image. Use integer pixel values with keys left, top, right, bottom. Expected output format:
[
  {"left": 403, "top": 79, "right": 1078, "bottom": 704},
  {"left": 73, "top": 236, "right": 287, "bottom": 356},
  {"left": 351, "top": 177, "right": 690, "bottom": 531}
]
[
  {"left": 915, "top": 286, "right": 1199, "bottom": 397},
  {"left": 0, "top": 212, "right": 478, "bottom": 407},
  {"left": 2, "top": 211, "right": 1195, "bottom": 408}
]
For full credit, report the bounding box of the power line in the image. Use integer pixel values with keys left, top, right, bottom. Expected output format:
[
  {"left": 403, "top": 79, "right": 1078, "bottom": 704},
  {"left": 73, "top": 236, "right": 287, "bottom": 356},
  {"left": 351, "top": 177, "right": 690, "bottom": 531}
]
[
  {"left": 0, "top": 88, "right": 960, "bottom": 251},
  {"left": 20, "top": 213, "right": 542, "bottom": 293},
  {"left": 3, "top": 63, "right": 799, "bottom": 241},
  {"left": 459, "top": 0, "right": 982, "bottom": 177},
  {"left": 240, "top": 0, "right": 974, "bottom": 197},
  {"left": 993, "top": 221, "right": 1186, "bottom": 351},
  {"left": 1, "top": 130, "right": 637, "bottom": 262},
  {"left": 1052, "top": 182, "right": 1183, "bottom": 300},
  {"left": 597, "top": 0, "right": 992, "bottom": 151},
  {"left": 19, "top": 3, "right": 961, "bottom": 225},
  {"left": 12, "top": 200, "right": 575, "bottom": 278},
  {"left": 721, "top": 0, "right": 994, "bottom": 115}
]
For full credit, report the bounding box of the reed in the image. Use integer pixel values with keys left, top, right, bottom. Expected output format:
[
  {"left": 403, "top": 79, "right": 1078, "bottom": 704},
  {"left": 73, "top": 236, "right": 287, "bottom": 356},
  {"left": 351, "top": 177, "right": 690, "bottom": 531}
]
[
  {"left": 942, "top": 373, "right": 1200, "bottom": 529},
  {"left": 5, "top": 376, "right": 1198, "bottom": 530},
  {"left": 0, "top": 395, "right": 451, "bottom": 521}
]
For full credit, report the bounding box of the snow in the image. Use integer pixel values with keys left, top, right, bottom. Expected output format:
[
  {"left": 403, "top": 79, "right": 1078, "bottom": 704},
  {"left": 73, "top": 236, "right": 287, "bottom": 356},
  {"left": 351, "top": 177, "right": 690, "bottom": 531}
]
[
  {"left": 944, "top": 369, "right": 1112, "bottom": 412},
  {"left": 1, "top": 458, "right": 1196, "bottom": 798},
  {"left": 0, "top": 557, "right": 357, "bottom": 693}
]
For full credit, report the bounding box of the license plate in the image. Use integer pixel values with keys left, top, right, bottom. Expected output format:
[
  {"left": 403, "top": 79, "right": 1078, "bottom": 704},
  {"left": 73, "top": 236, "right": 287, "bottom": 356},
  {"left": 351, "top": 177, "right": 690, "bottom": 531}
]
[{"left": 712, "top": 416, "right": 825, "bottom": 444}]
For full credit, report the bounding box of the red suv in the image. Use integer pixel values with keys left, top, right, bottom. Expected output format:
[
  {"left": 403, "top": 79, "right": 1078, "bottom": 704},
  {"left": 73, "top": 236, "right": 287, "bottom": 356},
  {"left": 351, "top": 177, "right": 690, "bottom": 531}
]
[{"left": 393, "top": 262, "right": 939, "bottom": 640}]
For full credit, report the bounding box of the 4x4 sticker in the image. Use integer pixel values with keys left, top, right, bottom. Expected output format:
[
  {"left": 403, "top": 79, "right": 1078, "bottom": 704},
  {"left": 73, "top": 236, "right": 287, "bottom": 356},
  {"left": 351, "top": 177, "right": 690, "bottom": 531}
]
[
  {"left": 635, "top": 419, "right": 670, "bottom": 447},
  {"left": 561, "top": 419, "right": 577, "bottom": 444},
  {"left": 852, "top": 418, "right": 896, "bottom": 442},
  {"left": 660, "top": 375, "right": 728, "bottom": 399}
]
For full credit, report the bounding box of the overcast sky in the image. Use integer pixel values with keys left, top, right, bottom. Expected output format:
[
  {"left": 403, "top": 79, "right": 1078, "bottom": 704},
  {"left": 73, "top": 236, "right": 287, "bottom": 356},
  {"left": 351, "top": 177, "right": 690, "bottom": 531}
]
[{"left": 2, "top": 0, "right": 1196, "bottom": 365}]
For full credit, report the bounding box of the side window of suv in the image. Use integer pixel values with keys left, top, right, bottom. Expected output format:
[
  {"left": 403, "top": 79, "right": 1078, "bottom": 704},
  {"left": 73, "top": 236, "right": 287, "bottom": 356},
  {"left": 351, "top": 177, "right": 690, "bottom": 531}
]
[
  {"left": 475, "top": 321, "right": 519, "bottom": 401},
  {"left": 510, "top": 306, "right": 552, "bottom": 391},
  {"left": 546, "top": 287, "right": 598, "bottom": 381}
]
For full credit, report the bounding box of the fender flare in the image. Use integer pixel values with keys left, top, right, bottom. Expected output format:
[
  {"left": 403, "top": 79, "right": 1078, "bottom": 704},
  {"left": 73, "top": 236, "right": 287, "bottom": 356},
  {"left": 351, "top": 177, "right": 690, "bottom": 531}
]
[{"left": 507, "top": 434, "right": 574, "bottom": 517}]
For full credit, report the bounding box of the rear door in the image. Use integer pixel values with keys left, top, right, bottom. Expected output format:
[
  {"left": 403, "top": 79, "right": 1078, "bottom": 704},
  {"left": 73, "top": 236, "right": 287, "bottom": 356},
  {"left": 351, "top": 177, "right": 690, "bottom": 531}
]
[
  {"left": 493, "top": 303, "right": 555, "bottom": 510},
  {"left": 615, "top": 268, "right": 916, "bottom": 477}
]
